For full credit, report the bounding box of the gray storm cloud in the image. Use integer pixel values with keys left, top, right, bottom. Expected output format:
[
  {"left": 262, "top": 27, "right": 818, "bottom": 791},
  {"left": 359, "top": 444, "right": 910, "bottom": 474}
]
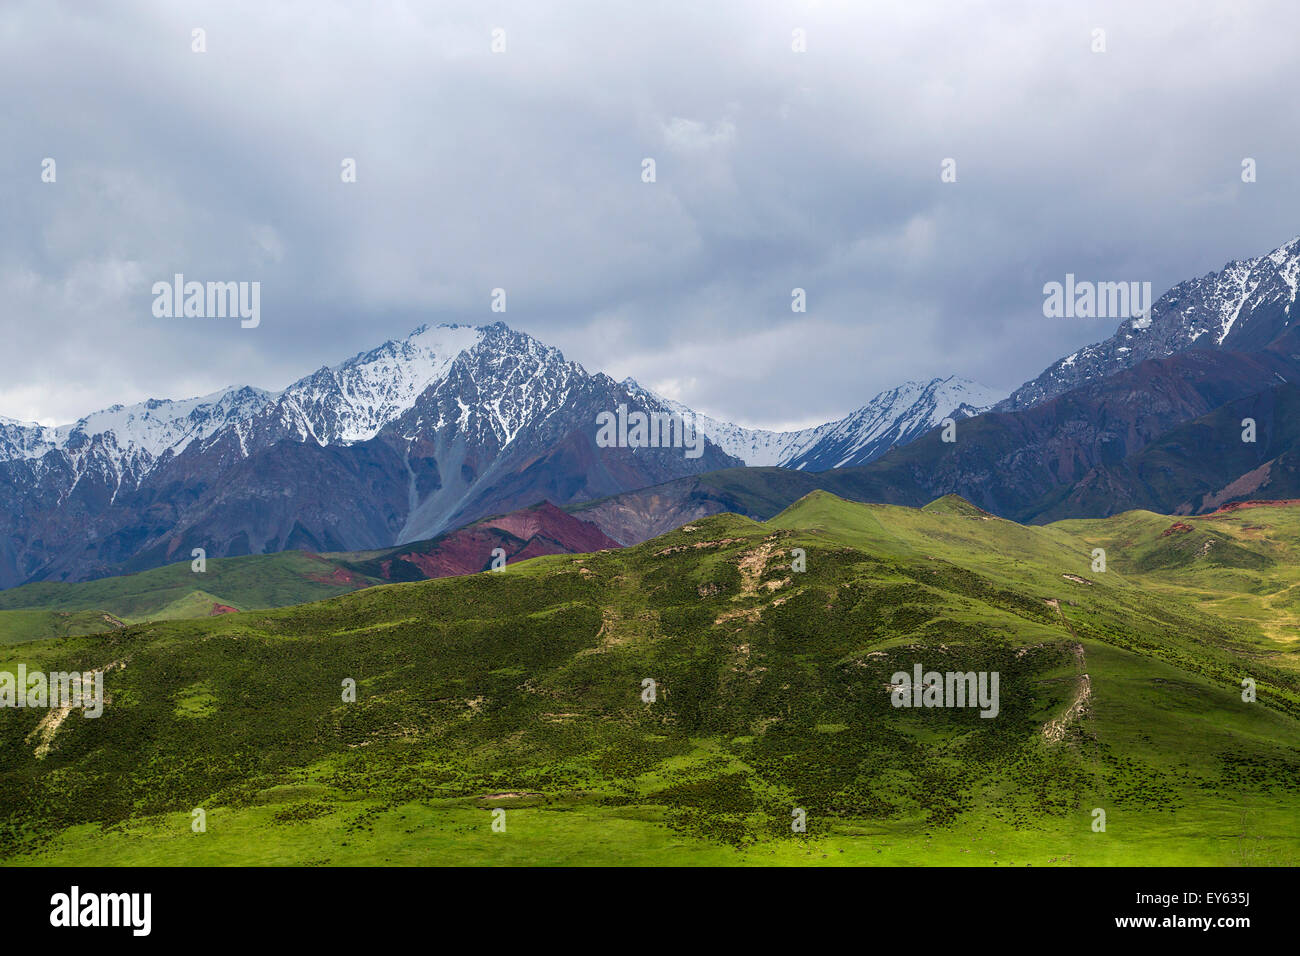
[{"left": 2, "top": 0, "right": 1297, "bottom": 428}]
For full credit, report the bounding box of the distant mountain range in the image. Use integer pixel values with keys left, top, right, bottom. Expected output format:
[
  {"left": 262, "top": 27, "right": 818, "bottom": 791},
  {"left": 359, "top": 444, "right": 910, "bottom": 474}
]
[
  {"left": 575, "top": 342, "right": 1300, "bottom": 544},
  {"left": 0, "top": 322, "right": 736, "bottom": 586},
  {"left": 6, "top": 233, "right": 1299, "bottom": 588},
  {"left": 573, "top": 236, "right": 1300, "bottom": 542},
  {"left": 0, "top": 322, "right": 997, "bottom": 587}
]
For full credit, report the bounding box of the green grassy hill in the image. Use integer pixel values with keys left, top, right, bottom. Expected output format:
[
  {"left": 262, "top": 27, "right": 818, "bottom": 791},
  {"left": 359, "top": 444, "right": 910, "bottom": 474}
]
[
  {"left": 0, "top": 551, "right": 381, "bottom": 643},
  {"left": 1, "top": 492, "right": 1297, "bottom": 866},
  {"left": 0, "top": 609, "right": 127, "bottom": 646},
  {"left": 1055, "top": 501, "right": 1300, "bottom": 651},
  {"left": 0, "top": 501, "right": 613, "bottom": 645}
]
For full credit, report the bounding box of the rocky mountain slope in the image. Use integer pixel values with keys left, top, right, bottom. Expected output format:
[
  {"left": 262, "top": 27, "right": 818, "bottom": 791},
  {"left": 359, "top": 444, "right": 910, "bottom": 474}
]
[
  {"left": 0, "top": 323, "right": 737, "bottom": 587},
  {"left": 574, "top": 341, "right": 1300, "bottom": 543},
  {"left": 1028, "top": 382, "right": 1300, "bottom": 521},
  {"left": 0, "top": 322, "right": 997, "bottom": 587},
  {"left": 1001, "top": 235, "right": 1300, "bottom": 411}
]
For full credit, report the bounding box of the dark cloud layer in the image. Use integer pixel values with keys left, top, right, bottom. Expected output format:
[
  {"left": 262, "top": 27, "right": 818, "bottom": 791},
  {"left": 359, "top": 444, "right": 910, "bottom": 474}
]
[{"left": 3, "top": 0, "right": 1298, "bottom": 428}]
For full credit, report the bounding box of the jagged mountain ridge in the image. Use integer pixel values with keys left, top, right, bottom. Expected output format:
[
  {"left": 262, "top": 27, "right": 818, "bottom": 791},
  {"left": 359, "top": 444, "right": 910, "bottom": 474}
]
[
  {"left": 0, "top": 323, "right": 488, "bottom": 481},
  {"left": 783, "top": 377, "right": 1003, "bottom": 470},
  {"left": 624, "top": 376, "right": 1001, "bottom": 470},
  {"left": 5, "top": 334, "right": 1000, "bottom": 482},
  {"left": 1001, "top": 235, "right": 1300, "bottom": 411},
  {"left": 0, "top": 323, "right": 741, "bottom": 587},
  {"left": 0, "top": 320, "right": 1002, "bottom": 588}
]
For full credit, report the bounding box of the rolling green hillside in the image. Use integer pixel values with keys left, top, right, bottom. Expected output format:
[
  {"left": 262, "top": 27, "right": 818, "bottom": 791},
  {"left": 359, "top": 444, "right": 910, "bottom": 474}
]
[
  {"left": 0, "top": 551, "right": 380, "bottom": 643},
  {"left": 1055, "top": 501, "right": 1300, "bottom": 652},
  {"left": 1, "top": 492, "right": 1297, "bottom": 866},
  {"left": 0, "top": 609, "right": 127, "bottom": 646},
  {"left": 0, "top": 501, "right": 613, "bottom": 645}
]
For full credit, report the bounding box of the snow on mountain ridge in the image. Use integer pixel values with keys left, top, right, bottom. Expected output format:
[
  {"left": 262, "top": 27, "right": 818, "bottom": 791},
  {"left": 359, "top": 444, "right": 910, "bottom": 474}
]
[
  {"left": 2, "top": 320, "right": 1000, "bottom": 482},
  {"left": 442, "top": 323, "right": 581, "bottom": 449},
  {"left": 0, "top": 386, "right": 278, "bottom": 463},
  {"left": 0, "top": 324, "right": 488, "bottom": 478},
  {"left": 0, "top": 416, "right": 59, "bottom": 460},
  {"left": 783, "top": 376, "right": 1002, "bottom": 470},
  {"left": 619, "top": 379, "right": 827, "bottom": 466},
  {"left": 625, "top": 375, "right": 1002, "bottom": 470},
  {"left": 1001, "top": 234, "right": 1300, "bottom": 411},
  {"left": 276, "top": 323, "right": 485, "bottom": 445}
]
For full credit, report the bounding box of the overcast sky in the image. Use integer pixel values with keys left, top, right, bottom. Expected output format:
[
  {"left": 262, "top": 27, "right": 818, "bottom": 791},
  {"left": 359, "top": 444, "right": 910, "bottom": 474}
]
[{"left": 3, "top": 0, "right": 1298, "bottom": 430}]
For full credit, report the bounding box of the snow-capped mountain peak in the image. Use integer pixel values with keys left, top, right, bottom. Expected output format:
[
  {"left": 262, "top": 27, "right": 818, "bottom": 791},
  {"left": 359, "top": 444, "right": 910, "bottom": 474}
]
[
  {"left": 66, "top": 386, "right": 278, "bottom": 458},
  {"left": 1002, "top": 234, "right": 1300, "bottom": 411},
  {"left": 275, "top": 323, "right": 486, "bottom": 445},
  {"left": 1, "top": 319, "right": 1001, "bottom": 512},
  {"left": 0, "top": 415, "right": 59, "bottom": 461},
  {"left": 624, "top": 375, "right": 1003, "bottom": 471}
]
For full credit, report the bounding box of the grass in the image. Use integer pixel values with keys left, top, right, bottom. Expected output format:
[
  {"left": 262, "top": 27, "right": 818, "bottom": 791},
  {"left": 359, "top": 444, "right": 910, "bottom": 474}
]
[
  {"left": 0, "top": 550, "right": 381, "bottom": 640},
  {"left": 0, "top": 609, "right": 125, "bottom": 645},
  {"left": 1, "top": 491, "right": 1297, "bottom": 866}
]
